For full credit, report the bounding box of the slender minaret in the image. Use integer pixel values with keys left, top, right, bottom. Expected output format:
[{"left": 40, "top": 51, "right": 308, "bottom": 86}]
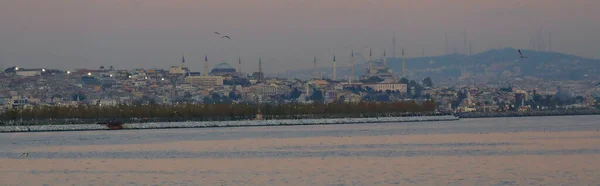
[
  {"left": 203, "top": 55, "right": 209, "bottom": 76},
  {"left": 332, "top": 54, "right": 337, "bottom": 81},
  {"left": 383, "top": 50, "right": 387, "bottom": 66},
  {"left": 350, "top": 50, "right": 355, "bottom": 84},
  {"left": 369, "top": 48, "right": 373, "bottom": 75},
  {"left": 259, "top": 57, "right": 263, "bottom": 74},
  {"left": 238, "top": 57, "right": 242, "bottom": 75},
  {"left": 181, "top": 55, "right": 186, "bottom": 66},
  {"left": 392, "top": 30, "right": 396, "bottom": 59},
  {"left": 401, "top": 48, "right": 406, "bottom": 78},
  {"left": 313, "top": 56, "right": 317, "bottom": 79}
]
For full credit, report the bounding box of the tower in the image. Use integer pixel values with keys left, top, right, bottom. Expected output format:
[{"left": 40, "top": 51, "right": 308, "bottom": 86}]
[
  {"left": 401, "top": 48, "right": 406, "bottom": 78},
  {"left": 350, "top": 50, "right": 355, "bottom": 84},
  {"left": 332, "top": 54, "right": 337, "bottom": 81},
  {"left": 313, "top": 56, "right": 318, "bottom": 79},
  {"left": 369, "top": 48, "right": 373, "bottom": 75},
  {"left": 393, "top": 30, "right": 396, "bottom": 59},
  {"left": 259, "top": 57, "right": 262, "bottom": 74},
  {"left": 181, "top": 55, "right": 186, "bottom": 66},
  {"left": 203, "top": 55, "right": 209, "bottom": 76},
  {"left": 238, "top": 57, "right": 242, "bottom": 75},
  {"left": 383, "top": 50, "right": 387, "bottom": 66}
]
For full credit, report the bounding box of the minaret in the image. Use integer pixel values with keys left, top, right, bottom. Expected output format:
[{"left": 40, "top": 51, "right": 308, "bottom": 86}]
[
  {"left": 313, "top": 56, "right": 318, "bottom": 79},
  {"left": 369, "top": 48, "right": 373, "bottom": 75},
  {"left": 332, "top": 54, "right": 337, "bottom": 81},
  {"left": 203, "top": 55, "right": 209, "bottom": 76},
  {"left": 401, "top": 48, "right": 406, "bottom": 78},
  {"left": 383, "top": 50, "right": 387, "bottom": 66},
  {"left": 258, "top": 57, "right": 263, "bottom": 82},
  {"left": 238, "top": 57, "right": 242, "bottom": 75},
  {"left": 181, "top": 55, "right": 186, "bottom": 67},
  {"left": 350, "top": 50, "right": 355, "bottom": 84},
  {"left": 259, "top": 57, "right": 262, "bottom": 74}
]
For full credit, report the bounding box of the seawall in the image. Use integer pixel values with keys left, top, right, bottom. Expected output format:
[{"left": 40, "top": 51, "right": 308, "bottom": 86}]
[
  {"left": 456, "top": 109, "right": 600, "bottom": 118},
  {"left": 0, "top": 115, "right": 459, "bottom": 133}
]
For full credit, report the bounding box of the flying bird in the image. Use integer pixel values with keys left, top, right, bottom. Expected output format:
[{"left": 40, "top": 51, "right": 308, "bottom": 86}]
[
  {"left": 518, "top": 49, "right": 527, "bottom": 59},
  {"left": 214, "top": 32, "right": 221, "bottom": 35},
  {"left": 221, "top": 35, "right": 231, "bottom": 39}
]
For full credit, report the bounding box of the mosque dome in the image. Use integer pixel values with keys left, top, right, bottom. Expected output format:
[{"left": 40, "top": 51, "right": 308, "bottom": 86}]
[{"left": 211, "top": 63, "right": 236, "bottom": 73}]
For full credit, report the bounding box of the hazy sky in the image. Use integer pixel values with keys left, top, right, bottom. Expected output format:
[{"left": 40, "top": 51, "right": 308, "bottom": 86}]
[{"left": 1, "top": 0, "right": 599, "bottom": 73}]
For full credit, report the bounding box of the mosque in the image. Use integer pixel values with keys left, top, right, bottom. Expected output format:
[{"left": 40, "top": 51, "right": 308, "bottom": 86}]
[
  {"left": 361, "top": 59, "right": 400, "bottom": 83},
  {"left": 209, "top": 62, "right": 243, "bottom": 77}
]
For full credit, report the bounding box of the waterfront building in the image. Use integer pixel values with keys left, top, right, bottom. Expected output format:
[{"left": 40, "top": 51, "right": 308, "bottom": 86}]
[
  {"left": 361, "top": 83, "right": 407, "bottom": 93},
  {"left": 184, "top": 76, "right": 224, "bottom": 86},
  {"left": 251, "top": 84, "right": 289, "bottom": 97}
]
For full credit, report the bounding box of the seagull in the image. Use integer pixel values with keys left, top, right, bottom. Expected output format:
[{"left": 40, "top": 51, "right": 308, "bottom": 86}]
[
  {"left": 22, "top": 152, "right": 28, "bottom": 157},
  {"left": 518, "top": 49, "right": 527, "bottom": 59},
  {"left": 221, "top": 35, "right": 231, "bottom": 40},
  {"left": 214, "top": 32, "right": 221, "bottom": 35}
]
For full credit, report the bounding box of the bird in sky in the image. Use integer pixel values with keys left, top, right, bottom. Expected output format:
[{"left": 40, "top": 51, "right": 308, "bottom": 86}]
[
  {"left": 214, "top": 32, "right": 221, "bottom": 35},
  {"left": 518, "top": 49, "right": 528, "bottom": 59},
  {"left": 221, "top": 35, "right": 231, "bottom": 40}
]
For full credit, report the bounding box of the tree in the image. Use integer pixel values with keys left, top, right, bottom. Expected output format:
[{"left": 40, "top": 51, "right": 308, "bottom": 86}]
[
  {"left": 229, "top": 91, "right": 239, "bottom": 100},
  {"left": 71, "top": 94, "right": 87, "bottom": 101},
  {"left": 203, "top": 97, "right": 214, "bottom": 104},
  {"left": 422, "top": 77, "right": 434, "bottom": 87},
  {"left": 290, "top": 88, "right": 301, "bottom": 100},
  {"left": 399, "top": 77, "right": 409, "bottom": 84},
  {"left": 310, "top": 89, "right": 324, "bottom": 103}
]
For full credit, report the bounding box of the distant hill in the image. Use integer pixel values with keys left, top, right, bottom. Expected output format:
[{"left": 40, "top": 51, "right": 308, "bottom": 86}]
[{"left": 280, "top": 48, "right": 600, "bottom": 82}]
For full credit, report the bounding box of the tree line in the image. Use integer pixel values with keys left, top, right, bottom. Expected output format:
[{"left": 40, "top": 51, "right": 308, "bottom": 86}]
[{"left": 0, "top": 101, "right": 436, "bottom": 123}]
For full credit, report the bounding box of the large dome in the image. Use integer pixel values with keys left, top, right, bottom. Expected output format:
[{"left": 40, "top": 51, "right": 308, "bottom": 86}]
[
  {"left": 210, "top": 62, "right": 237, "bottom": 76},
  {"left": 213, "top": 63, "right": 234, "bottom": 70}
]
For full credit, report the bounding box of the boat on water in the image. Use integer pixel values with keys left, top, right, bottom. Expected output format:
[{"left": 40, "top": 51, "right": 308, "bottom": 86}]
[{"left": 97, "top": 120, "right": 124, "bottom": 130}]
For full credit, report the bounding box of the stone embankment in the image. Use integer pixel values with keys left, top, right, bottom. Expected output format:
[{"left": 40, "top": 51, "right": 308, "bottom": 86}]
[
  {"left": 0, "top": 115, "right": 459, "bottom": 133},
  {"left": 456, "top": 109, "right": 600, "bottom": 118}
]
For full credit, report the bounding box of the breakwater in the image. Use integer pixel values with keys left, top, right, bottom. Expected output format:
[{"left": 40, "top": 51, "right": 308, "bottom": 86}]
[
  {"left": 0, "top": 115, "right": 458, "bottom": 133},
  {"left": 456, "top": 109, "right": 600, "bottom": 118}
]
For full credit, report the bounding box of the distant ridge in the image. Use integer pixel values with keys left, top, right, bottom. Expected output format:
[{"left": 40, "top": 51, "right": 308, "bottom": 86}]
[{"left": 281, "top": 48, "right": 600, "bottom": 81}]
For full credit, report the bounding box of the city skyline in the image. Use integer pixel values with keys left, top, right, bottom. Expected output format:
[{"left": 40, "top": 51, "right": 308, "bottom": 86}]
[{"left": 1, "top": 0, "right": 599, "bottom": 73}]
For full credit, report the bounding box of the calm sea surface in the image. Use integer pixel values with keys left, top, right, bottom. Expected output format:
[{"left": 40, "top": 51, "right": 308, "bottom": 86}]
[{"left": 1, "top": 115, "right": 600, "bottom": 185}]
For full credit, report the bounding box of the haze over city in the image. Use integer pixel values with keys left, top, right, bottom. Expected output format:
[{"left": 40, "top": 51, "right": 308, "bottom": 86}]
[{"left": 1, "top": 0, "right": 599, "bottom": 73}]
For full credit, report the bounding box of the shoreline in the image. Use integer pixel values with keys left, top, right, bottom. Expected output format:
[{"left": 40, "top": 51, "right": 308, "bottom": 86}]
[
  {"left": 456, "top": 109, "right": 600, "bottom": 118},
  {"left": 0, "top": 115, "right": 459, "bottom": 133}
]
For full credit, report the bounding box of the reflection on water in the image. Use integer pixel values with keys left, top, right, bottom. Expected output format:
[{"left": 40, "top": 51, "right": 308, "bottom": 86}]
[{"left": 1, "top": 115, "right": 600, "bottom": 185}]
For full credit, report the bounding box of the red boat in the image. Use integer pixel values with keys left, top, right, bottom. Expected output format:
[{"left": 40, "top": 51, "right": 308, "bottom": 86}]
[{"left": 98, "top": 120, "right": 124, "bottom": 130}]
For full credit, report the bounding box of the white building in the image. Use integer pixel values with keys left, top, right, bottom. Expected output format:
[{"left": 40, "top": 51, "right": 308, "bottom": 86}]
[
  {"left": 362, "top": 83, "right": 407, "bottom": 93},
  {"left": 16, "top": 70, "right": 41, "bottom": 77},
  {"left": 184, "top": 76, "right": 224, "bottom": 86}
]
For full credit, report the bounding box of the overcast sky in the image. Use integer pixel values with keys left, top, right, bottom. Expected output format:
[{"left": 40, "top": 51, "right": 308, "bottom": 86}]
[{"left": 1, "top": 0, "right": 598, "bottom": 73}]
